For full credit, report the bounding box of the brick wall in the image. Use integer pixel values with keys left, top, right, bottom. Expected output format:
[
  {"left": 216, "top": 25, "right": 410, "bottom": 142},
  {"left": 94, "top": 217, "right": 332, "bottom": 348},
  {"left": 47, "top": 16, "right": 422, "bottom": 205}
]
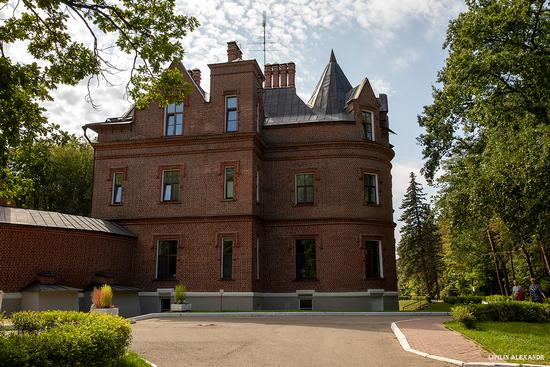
[{"left": 0, "top": 224, "right": 136, "bottom": 292}]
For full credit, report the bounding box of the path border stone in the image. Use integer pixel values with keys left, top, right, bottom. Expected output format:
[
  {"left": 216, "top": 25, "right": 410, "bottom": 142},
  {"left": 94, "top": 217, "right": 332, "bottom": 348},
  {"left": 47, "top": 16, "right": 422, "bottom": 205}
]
[{"left": 391, "top": 319, "right": 547, "bottom": 367}]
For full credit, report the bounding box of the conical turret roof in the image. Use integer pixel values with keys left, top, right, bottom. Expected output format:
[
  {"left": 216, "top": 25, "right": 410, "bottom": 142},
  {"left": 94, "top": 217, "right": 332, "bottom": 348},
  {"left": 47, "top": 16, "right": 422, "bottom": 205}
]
[{"left": 307, "top": 50, "right": 353, "bottom": 116}]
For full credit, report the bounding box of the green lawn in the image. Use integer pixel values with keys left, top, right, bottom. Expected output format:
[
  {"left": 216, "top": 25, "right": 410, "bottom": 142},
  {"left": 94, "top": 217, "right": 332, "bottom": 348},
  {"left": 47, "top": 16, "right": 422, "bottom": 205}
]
[
  {"left": 399, "top": 299, "right": 429, "bottom": 311},
  {"left": 419, "top": 302, "right": 452, "bottom": 312},
  {"left": 445, "top": 321, "right": 550, "bottom": 365},
  {"left": 117, "top": 352, "right": 150, "bottom": 367}
]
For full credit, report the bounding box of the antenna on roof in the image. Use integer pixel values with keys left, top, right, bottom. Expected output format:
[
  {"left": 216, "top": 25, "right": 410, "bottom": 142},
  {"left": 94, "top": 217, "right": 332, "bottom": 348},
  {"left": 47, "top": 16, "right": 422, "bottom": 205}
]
[{"left": 243, "top": 11, "right": 277, "bottom": 65}]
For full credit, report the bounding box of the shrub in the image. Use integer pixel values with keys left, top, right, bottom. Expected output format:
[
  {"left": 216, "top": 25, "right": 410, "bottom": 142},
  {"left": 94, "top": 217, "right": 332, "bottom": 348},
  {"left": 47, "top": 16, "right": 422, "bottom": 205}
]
[
  {"left": 91, "top": 287, "right": 102, "bottom": 308},
  {"left": 100, "top": 284, "right": 114, "bottom": 308},
  {"left": 451, "top": 305, "right": 477, "bottom": 329},
  {"left": 444, "top": 295, "right": 483, "bottom": 304},
  {"left": 174, "top": 284, "right": 186, "bottom": 304},
  {"left": 471, "top": 301, "right": 550, "bottom": 323},
  {"left": 1, "top": 311, "right": 131, "bottom": 367},
  {"left": 484, "top": 295, "right": 510, "bottom": 303}
]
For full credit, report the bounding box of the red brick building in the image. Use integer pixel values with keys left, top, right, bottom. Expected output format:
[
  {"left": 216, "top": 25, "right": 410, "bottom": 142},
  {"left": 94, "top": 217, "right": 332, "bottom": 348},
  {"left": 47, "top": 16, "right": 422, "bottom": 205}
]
[{"left": 85, "top": 42, "right": 398, "bottom": 311}]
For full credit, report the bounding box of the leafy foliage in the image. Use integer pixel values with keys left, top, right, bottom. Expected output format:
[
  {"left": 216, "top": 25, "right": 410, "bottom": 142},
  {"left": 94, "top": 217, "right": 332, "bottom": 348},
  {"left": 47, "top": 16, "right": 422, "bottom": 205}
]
[
  {"left": 3, "top": 311, "right": 131, "bottom": 367},
  {"left": 0, "top": 0, "right": 198, "bottom": 199},
  {"left": 174, "top": 284, "right": 186, "bottom": 304}
]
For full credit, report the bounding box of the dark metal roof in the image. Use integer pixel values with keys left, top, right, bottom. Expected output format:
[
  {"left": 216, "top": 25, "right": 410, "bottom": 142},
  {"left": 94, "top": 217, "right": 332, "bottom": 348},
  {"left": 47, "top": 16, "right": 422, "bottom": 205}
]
[
  {"left": 307, "top": 50, "right": 353, "bottom": 117},
  {"left": 85, "top": 283, "right": 141, "bottom": 292},
  {"left": 0, "top": 206, "right": 136, "bottom": 237},
  {"left": 21, "top": 283, "right": 82, "bottom": 292}
]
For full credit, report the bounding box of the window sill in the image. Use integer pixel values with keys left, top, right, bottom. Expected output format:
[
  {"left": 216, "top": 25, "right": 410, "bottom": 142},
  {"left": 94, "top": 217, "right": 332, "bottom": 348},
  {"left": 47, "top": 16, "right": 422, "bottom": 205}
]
[
  {"left": 159, "top": 200, "right": 182, "bottom": 205},
  {"left": 363, "top": 202, "right": 381, "bottom": 207},
  {"left": 365, "top": 277, "right": 385, "bottom": 281},
  {"left": 219, "top": 278, "right": 235, "bottom": 281},
  {"left": 293, "top": 278, "right": 319, "bottom": 282},
  {"left": 222, "top": 198, "right": 236, "bottom": 202},
  {"left": 109, "top": 203, "right": 123, "bottom": 207},
  {"left": 293, "top": 203, "right": 315, "bottom": 207},
  {"left": 153, "top": 278, "right": 178, "bottom": 282}
]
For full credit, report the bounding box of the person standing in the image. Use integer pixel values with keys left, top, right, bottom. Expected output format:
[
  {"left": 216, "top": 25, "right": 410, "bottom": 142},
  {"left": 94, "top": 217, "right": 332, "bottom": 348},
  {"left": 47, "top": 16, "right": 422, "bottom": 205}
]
[
  {"left": 528, "top": 278, "right": 546, "bottom": 303},
  {"left": 512, "top": 280, "right": 524, "bottom": 301}
]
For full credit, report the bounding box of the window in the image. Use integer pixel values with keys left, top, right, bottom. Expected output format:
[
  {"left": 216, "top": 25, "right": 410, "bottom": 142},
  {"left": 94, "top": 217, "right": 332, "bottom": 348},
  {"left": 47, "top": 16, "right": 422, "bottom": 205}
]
[
  {"left": 299, "top": 298, "right": 313, "bottom": 310},
  {"left": 364, "top": 174, "right": 378, "bottom": 205},
  {"left": 224, "top": 166, "right": 234, "bottom": 199},
  {"left": 295, "top": 173, "right": 314, "bottom": 205},
  {"left": 160, "top": 298, "right": 171, "bottom": 312},
  {"left": 162, "top": 170, "right": 180, "bottom": 202},
  {"left": 165, "top": 102, "right": 184, "bottom": 136},
  {"left": 221, "top": 237, "right": 233, "bottom": 279},
  {"left": 256, "top": 238, "right": 260, "bottom": 280},
  {"left": 256, "top": 171, "right": 260, "bottom": 203},
  {"left": 365, "top": 240, "right": 383, "bottom": 278},
  {"left": 362, "top": 111, "right": 374, "bottom": 141},
  {"left": 225, "top": 96, "right": 237, "bottom": 132},
  {"left": 112, "top": 172, "right": 123, "bottom": 204},
  {"left": 156, "top": 240, "right": 177, "bottom": 279},
  {"left": 296, "top": 239, "right": 316, "bottom": 280}
]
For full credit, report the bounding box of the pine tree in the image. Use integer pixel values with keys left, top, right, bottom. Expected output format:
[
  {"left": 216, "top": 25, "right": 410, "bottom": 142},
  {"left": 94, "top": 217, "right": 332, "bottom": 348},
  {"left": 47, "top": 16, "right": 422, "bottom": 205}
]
[{"left": 397, "top": 172, "right": 443, "bottom": 298}]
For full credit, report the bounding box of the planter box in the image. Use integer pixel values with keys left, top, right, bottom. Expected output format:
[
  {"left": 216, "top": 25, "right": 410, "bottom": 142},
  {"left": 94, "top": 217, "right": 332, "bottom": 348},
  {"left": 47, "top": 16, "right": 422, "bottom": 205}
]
[
  {"left": 171, "top": 303, "right": 192, "bottom": 312},
  {"left": 90, "top": 307, "right": 119, "bottom": 316}
]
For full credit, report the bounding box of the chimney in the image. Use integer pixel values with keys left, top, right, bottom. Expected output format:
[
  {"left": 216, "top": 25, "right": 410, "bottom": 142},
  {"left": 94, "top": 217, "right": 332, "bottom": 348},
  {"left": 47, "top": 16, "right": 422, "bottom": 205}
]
[
  {"left": 36, "top": 271, "right": 56, "bottom": 285},
  {"left": 227, "top": 41, "right": 243, "bottom": 62},
  {"left": 189, "top": 68, "right": 201, "bottom": 85},
  {"left": 287, "top": 62, "right": 296, "bottom": 88},
  {"left": 264, "top": 64, "right": 272, "bottom": 88},
  {"left": 279, "top": 64, "right": 288, "bottom": 87},
  {"left": 271, "top": 64, "right": 280, "bottom": 88}
]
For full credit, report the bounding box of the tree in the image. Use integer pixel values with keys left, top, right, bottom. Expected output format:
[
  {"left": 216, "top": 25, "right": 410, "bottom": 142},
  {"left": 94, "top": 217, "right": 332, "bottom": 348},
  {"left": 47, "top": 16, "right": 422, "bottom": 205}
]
[
  {"left": 10, "top": 127, "right": 93, "bottom": 215},
  {"left": 397, "top": 173, "right": 443, "bottom": 299},
  {"left": 0, "top": 0, "right": 199, "bottom": 200},
  {"left": 418, "top": 0, "right": 550, "bottom": 295}
]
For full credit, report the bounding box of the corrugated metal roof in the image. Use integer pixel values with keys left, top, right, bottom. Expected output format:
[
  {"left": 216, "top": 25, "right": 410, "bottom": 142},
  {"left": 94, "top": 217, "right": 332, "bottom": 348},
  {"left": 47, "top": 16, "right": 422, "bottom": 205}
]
[{"left": 0, "top": 206, "right": 136, "bottom": 237}]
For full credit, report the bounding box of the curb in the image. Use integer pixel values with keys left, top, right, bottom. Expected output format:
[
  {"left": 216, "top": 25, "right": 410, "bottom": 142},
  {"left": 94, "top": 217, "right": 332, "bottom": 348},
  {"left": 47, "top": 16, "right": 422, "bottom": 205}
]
[
  {"left": 390, "top": 320, "right": 547, "bottom": 367},
  {"left": 128, "top": 311, "right": 450, "bottom": 322}
]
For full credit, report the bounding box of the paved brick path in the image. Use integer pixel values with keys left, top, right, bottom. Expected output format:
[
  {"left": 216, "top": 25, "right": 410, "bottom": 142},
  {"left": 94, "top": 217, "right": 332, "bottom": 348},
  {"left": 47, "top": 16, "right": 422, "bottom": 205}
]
[{"left": 396, "top": 317, "right": 492, "bottom": 363}]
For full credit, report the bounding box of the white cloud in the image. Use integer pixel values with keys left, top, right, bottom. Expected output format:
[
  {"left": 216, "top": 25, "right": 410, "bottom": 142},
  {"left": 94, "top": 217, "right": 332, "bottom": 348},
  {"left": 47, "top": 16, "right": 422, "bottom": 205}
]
[
  {"left": 391, "top": 49, "right": 420, "bottom": 71},
  {"left": 370, "top": 77, "right": 394, "bottom": 95},
  {"left": 1, "top": 0, "right": 463, "bottom": 135}
]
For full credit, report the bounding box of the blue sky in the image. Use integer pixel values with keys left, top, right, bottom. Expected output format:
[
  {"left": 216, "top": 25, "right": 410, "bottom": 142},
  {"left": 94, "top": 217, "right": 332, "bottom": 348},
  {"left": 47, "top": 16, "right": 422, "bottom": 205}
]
[{"left": 3, "top": 0, "right": 466, "bottom": 240}]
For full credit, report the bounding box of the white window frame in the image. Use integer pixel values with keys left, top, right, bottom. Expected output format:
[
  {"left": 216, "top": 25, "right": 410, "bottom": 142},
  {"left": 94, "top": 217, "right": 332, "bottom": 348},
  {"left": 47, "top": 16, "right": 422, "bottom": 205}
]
[
  {"left": 256, "top": 170, "right": 260, "bottom": 203},
  {"left": 164, "top": 102, "right": 184, "bottom": 137},
  {"left": 224, "top": 166, "right": 235, "bottom": 199},
  {"left": 295, "top": 173, "right": 314, "bottom": 205},
  {"left": 221, "top": 237, "right": 233, "bottom": 279},
  {"left": 225, "top": 95, "right": 238, "bottom": 132},
  {"left": 256, "top": 237, "right": 260, "bottom": 280},
  {"left": 155, "top": 240, "right": 177, "bottom": 279},
  {"left": 364, "top": 173, "right": 379, "bottom": 205},
  {"left": 161, "top": 169, "right": 179, "bottom": 202},
  {"left": 362, "top": 110, "right": 375, "bottom": 141},
  {"left": 111, "top": 172, "right": 123, "bottom": 205}
]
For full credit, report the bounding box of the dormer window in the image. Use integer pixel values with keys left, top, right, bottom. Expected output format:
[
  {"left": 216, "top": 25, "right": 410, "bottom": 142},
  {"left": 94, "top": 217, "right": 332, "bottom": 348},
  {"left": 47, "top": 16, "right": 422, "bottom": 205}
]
[
  {"left": 165, "top": 102, "right": 184, "bottom": 136},
  {"left": 362, "top": 111, "right": 374, "bottom": 141},
  {"left": 225, "top": 96, "right": 238, "bottom": 132}
]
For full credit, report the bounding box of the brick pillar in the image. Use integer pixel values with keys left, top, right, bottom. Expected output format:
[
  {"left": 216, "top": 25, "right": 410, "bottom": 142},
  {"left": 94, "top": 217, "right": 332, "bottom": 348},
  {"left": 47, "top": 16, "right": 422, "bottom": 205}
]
[
  {"left": 279, "top": 64, "right": 288, "bottom": 87},
  {"left": 227, "top": 41, "right": 243, "bottom": 62},
  {"left": 190, "top": 68, "right": 201, "bottom": 85},
  {"left": 264, "top": 64, "right": 272, "bottom": 88},
  {"left": 271, "top": 64, "right": 280, "bottom": 88},
  {"left": 287, "top": 62, "right": 296, "bottom": 87}
]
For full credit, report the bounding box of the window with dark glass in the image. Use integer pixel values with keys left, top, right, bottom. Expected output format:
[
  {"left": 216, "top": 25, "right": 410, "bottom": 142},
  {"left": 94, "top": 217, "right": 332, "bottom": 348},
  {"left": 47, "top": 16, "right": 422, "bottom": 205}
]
[
  {"left": 165, "top": 102, "right": 184, "bottom": 136},
  {"left": 364, "top": 174, "right": 378, "bottom": 204},
  {"left": 221, "top": 237, "right": 233, "bottom": 279},
  {"left": 296, "top": 239, "right": 316, "bottom": 279},
  {"left": 295, "top": 173, "right": 314, "bottom": 205},
  {"left": 162, "top": 170, "right": 180, "bottom": 202},
  {"left": 365, "top": 240, "right": 381, "bottom": 278},
  {"left": 362, "top": 111, "right": 374, "bottom": 141},
  {"left": 224, "top": 166, "right": 234, "bottom": 199},
  {"left": 157, "top": 240, "right": 177, "bottom": 279},
  {"left": 112, "top": 172, "right": 123, "bottom": 204},
  {"left": 225, "top": 96, "right": 237, "bottom": 132}
]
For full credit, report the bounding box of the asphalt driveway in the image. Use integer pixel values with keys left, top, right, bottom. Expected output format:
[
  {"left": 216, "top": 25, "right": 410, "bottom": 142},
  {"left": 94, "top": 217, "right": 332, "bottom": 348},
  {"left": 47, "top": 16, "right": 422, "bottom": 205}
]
[{"left": 131, "top": 316, "right": 450, "bottom": 367}]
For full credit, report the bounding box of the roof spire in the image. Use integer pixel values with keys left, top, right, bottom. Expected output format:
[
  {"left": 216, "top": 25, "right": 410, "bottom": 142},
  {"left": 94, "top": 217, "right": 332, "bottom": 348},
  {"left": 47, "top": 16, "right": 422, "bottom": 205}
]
[{"left": 329, "top": 49, "right": 336, "bottom": 63}]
